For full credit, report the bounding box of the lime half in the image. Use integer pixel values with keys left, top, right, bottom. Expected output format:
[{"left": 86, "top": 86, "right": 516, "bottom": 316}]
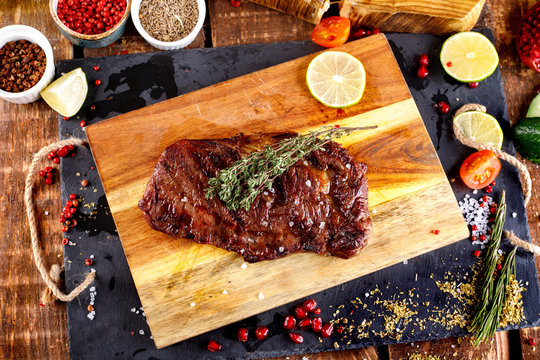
[
  {"left": 306, "top": 51, "right": 366, "bottom": 108},
  {"left": 453, "top": 111, "right": 503, "bottom": 149},
  {"left": 41, "top": 67, "right": 88, "bottom": 117},
  {"left": 440, "top": 32, "right": 499, "bottom": 82}
]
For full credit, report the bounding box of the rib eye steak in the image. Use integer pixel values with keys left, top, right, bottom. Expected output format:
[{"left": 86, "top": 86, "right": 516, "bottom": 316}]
[{"left": 138, "top": 133, "right": 371, "bottom": 262}]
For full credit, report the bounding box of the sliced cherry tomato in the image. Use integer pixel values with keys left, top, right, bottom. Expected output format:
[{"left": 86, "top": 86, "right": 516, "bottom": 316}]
[
  {"left": 459, "top": 150, "right": 501, "bottom": 189},
  {"left": 312, "top": 16, "right": 351, "bottom": 48}
]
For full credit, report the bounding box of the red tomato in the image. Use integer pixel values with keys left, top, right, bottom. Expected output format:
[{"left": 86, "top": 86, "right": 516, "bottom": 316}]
[
  {"left": 312, "top": 17, "right": 351, "bottom": 48},
  {"left": 459, "top": 150, "right": 501, "bottom": 189}
]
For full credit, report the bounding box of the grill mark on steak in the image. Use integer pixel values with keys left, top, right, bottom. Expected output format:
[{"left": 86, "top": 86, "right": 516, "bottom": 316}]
[{"left": 138, "top": 133, "right": 371, "bottom": 262}]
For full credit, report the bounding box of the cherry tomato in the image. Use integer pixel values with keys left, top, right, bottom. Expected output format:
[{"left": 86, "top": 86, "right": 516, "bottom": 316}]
[
  {"left": 459, "top": 150, "right": 501, "bottom": 189},
  {"left": 312, "top": 16, "right": 351, "bottom": 48}
]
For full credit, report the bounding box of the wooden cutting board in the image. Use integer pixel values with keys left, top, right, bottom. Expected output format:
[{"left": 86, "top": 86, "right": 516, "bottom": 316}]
[
  {"left": 340, "top": 0, "right": 486, "bottom": 35},
  {"left": 86, "top": 34, "right": 469, "bottom": 349}
]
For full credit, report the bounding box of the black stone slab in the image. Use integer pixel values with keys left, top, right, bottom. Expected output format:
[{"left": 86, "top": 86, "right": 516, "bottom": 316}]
[{"left": 59, "top": 31, "right": 540, "bottom": 360}]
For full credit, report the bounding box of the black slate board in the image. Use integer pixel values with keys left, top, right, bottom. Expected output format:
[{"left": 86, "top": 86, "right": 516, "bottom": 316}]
[{"left": 59, "top": 31, "right": 540, "bottom": 360}]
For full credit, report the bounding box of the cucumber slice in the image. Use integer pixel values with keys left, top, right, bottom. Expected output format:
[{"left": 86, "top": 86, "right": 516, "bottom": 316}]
[{"left": 526, "top": 93, "right": 540, "bottom": 118}]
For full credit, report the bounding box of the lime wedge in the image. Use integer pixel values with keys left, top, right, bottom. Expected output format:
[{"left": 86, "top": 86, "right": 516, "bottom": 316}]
[
  {"left": 306, "top": 51, "right": 366, "bottom": 108},
  {"left": 41, "top": 68, "right": 88, "bottom": 117},
  {"left": 453, "top": 111, "right": 503, "bottom": 149},
  {"left": 440, "top": 32, "right": 499, "bottom": 82},
  {"left": 526, "top": 93, "right": 540, "bottom": 118}
]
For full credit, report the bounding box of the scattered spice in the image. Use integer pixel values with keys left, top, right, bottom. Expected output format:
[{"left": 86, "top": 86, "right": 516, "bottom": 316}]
[
  {"left": 139, "top": 0, "right": 199, "bottom": 42},
  {"left": 0, "top": 40, "right": 46, "bottom": 92}
]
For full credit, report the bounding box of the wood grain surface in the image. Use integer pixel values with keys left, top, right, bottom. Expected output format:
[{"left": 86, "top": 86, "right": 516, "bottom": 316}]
[
  {"left": 85, "top": 35, "right": 469, "bottom": 348},
  {"left": 1, "top": 0, "right": 539, "bottom": 359},
  {"left": 340, "top": 0, "right": 486, "bottom": 35},
  {"left": 248, "top": 0, "right": 329, "bottom": 24}
]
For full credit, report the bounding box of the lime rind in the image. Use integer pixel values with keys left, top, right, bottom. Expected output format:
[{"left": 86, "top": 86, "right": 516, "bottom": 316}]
[
  {"left": 306, "top": 51, "right": 366, "bottom": 108},
  {"left": 453, "top": 111, "right": 503, "bottom": 149},
  {"left": 440, "top": 32, "right": 499, "bottom": 83}
]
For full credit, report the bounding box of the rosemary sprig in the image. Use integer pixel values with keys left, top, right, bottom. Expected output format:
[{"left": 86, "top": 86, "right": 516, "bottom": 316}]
[
  {"left": 470, "top": 190, "right": 517, "bottom": 345},
  {"left": 204, "top": 126, "right": 377, "bottom": 211}
]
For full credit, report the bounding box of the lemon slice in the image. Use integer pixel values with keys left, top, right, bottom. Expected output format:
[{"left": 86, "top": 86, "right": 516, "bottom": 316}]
[
  {"left": 453, "top": 111, "right": 503, "bottom": 149},
  {"left": 440, "top": 32, "right": 499, "bottom": 82},
  {"left": 41, "top": 68, "right": 88, "bottom": 117},
  {"left": 306, "top": 51, "right": 366, "bottom": 108}
]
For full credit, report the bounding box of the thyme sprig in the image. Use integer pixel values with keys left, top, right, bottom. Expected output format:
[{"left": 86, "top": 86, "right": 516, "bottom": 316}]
[
  {"left": 204, "top": 126, "right": 376, "bottom": 211},
  {"left": 470, "top": 190, "right": 517, "bottom": 345}
]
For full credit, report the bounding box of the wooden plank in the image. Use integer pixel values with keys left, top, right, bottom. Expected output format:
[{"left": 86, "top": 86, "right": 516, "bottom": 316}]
[
  {"left": 85, "top": 35, "right": 469, "bottom": 348},
  {"left": 248, "top": 0, "right": 330, "bottom": 24},
  {"left": 0, "top": 1, "right": 73, "bottom": 359},
  {"left": 208, "top": 0, "right": 314, "bottom": 47},
  {"left": 83, "top": 21, "right": 206, "bottom": 58},
  {"left": 339, "top": 0, "right": 486, "bottom": 35},
  {"left": 263, "top": 347, "right": 380, "bottom": 360},
  {"left": 388, "top": 332, "right": 509, "bottom": 359}
]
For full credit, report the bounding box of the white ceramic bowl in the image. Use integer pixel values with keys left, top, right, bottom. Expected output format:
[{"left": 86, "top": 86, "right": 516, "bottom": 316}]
[
  {"left": 0, "top": 25, "right": 55, "bottom": 104},
  {"left": 131, "top": 0, "right": 205, "bottom": 50}
]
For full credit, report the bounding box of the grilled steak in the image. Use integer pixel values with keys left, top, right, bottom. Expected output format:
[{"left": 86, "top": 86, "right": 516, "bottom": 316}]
[{"left": 138, "top": 133, "right": 371, "bottom": 262}]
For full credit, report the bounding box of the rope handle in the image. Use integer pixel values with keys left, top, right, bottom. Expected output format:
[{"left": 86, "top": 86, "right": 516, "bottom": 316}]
[
  {"left": 453, "top": 104, "right": 537, "bottom": 255},
  {"left": 24, "top": 137, "right": 95, "bottom": 305}
]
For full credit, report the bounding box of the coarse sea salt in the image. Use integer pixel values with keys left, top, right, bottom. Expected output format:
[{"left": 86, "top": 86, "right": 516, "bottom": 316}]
[{"left": 459, "top": 194, "right": 494, "bottom": 245}]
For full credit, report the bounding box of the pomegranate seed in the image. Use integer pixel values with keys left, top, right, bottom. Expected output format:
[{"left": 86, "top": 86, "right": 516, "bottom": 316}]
[
  {"left": 45, "top": 178, "right": 53, "bottom": 185},
  {"left": 62, "top": 116, "right": 70, "bottom": 121},
  {"left": 419, "top": 53, "right": 429, "bottom": 66},
  {"left": 468, "top": 82, "right": 479, "bottom": 88},
  {"left": 69, "top": 193, "right": 77, "bottom": 200},
  {"left": 294, "top": 305, "right": 307, "bottom": 319},
  {"left": 90, "top": 104, "right": 96, "bottom": 110},
  {"left": 490, "top": 207, "right": 497, "bottom": 214},
  {"left": 93, "top": 65, "right": 100, "bottom": 71},
  {"left": 255, "top": 326, "right": 269, "bottom": 340},
  {"left": 314, "top": 307, "right": 321, "bottom": 315},
  {"left": 303, "top": 299, "right": 317, "bottom": 312},
  {"left": 372, "top": 28, "right": 380, "bottom": 35},
  {"left": 283, "top": 315, "right": 296, "bottom": 330},
  {"left": 61, "top": 225, "right": 69, "bottom": 232},
  {"left": 334, "top": 124, "right": 341, "bottom": 128},
  {"left": 46, "top": 172, "right": 53, "bottom": 179},
  {"left": 80, "top": 120, "right": 86, "bottom": 127},
  {"left": 231, "top": 0, "right": 240, "bottom": 7},
  {"left": 85, "top": 258, "right": 93, "bottom": 266},
  {"left": 485, "top": 185, "right": 493, "bottom": 193},
  {"left": 417, "top": 65, "right": 429, "bottom": 79},
  {"left": 473, "top": 250, "right": 482, "bottom": 257},
  {"left": 312, "top": 317, "right": 323, "bottom": 332},
  {"left": 352, "top": 28, "right": 366, "bottom": 38},
  {"left": 298, "top": 318, "right": 312, "bottom": 329},
  {"left": 39, "top": 170, "right": 46, "bottom": 177},
  {"left": 471, "top": 235, "right": 477, "bottom": 241},
  {"left": 57, "top": 146, "right": 70, "bottom": 157},
  {"left": 53, "top": 157, "right": 60, "bottom": 164},
  {"left": 437, "top": 101, "right": 450, "bottom": 114},
  {"left": 94, "top": 79, "right": 101, "bottom": 86},
  {"left": 471, "top": 225, "right": 478, "bottom": 231},
  {"left": 496, "top": 263, "right": 503, "bottom": 270},
  {"left": 207, "top": 340, "right": 222, "bottom": 352},
  {"left": 336, "top": 325, "right": 345, "bottom": 333},
  {"left": 529, "top": 337, "right": 536, "bottom": 346},
  {"left": 62, "top": 238, "right": 69, "bottom": 245},
  {"left": 237, "top": 328, "right": 248, "bottom": 342},
  {"left": 432, "top": 229, "right": 440, "bottom": 235},
  {"left": 70, "top": 219, "right": 77, "bottom": 227},
  {"left": 490, "top": 181, "right": 496, "bottom": 186},
  {"left": 446, "top": 61, "right": 453, "bottom": 67},
  {"left": 288, "top": 332, "right": 303, "bottom": 344},
  {"left": 321, "top": 323, "right": 333, "bottom": 338},
  {"left": 482, "top": 196, "right": 489, "bottom": 202},
  {"left": 49, "top": 151, "right": 57, "bottom": 158},
  {"left": 45, "top": 166, "right": 52, "bottom": 172},
  {"left": 72, "top": 199, "right": 79, "bottom": 207},
  {"left": 479, "top": 234, "right": 486, "bottom": 241}
]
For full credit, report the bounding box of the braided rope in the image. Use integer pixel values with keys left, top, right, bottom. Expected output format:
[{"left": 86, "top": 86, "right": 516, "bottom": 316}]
[{"left": 24, "top": 138, "right": 96, "bottom": 305}]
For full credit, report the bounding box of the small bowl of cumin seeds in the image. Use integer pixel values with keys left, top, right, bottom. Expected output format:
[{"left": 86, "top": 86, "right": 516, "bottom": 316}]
[{"left": 131, "top": 0, "right": 205, "bottom": 50}]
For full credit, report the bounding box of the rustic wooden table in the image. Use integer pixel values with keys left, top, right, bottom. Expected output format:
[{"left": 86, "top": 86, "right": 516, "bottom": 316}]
[{"left": 1, "top": 0, "right": 539, "bottom": 359}]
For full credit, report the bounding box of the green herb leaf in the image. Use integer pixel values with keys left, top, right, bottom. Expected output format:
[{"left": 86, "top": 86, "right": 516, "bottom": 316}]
[{"left": 204, "top": 126, "right": 377, "bottom": 211}]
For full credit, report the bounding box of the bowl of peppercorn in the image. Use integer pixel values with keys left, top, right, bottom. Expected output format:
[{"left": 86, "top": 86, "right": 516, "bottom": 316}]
[
  {"left": 131, "top": 0, "right": 205, "bottom": 50},
  {"left": 0, "top": 25, "right": 55, "bottom": 104},
  {"left": 49, "top": 0, "right": 131, "bottom": 48}
]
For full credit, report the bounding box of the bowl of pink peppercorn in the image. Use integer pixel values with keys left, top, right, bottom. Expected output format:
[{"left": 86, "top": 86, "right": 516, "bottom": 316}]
[{"left": 49, "top": 0, "right": 131, "bottom": 48}]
